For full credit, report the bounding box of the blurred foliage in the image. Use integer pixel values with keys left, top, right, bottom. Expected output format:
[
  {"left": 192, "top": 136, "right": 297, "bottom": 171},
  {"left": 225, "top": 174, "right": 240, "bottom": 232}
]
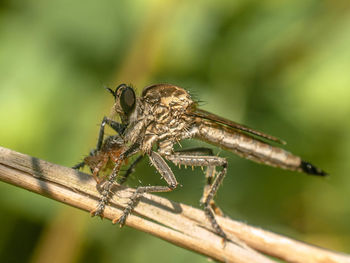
[{"left": 0, "top": 0, "right": 350, "bottom": 262}]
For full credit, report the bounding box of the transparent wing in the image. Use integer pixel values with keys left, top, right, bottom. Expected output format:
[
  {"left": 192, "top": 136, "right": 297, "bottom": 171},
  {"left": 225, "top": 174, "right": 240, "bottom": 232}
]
[{"left": 189, "top": 108, "right": 286, "bottom": 145}]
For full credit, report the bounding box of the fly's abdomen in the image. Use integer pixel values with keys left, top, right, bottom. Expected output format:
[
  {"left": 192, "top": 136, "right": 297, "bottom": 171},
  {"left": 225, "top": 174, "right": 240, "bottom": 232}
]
[{"left": 196, "top": 120, "right": 303, "bottom": 171}]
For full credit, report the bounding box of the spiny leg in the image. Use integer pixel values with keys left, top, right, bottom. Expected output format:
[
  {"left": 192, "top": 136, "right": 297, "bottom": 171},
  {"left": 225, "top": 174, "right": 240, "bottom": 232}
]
[
  {"left": 174, "top": 148, "right": 223, "bottom": 216},
  {"left": 202, "top": 161, "right": 227, "bottom": 239},
  {"left": 72, "top": 117, "right": 125, "bottom": 169},
  {"left": 96, "top": 117, "right": 125, "bottom": 152},
  {"left": 91, "top": 143, "right": 140, "bottom": 218},
  {"left": 113, "top": 151, "right": 178, "bottom": 226},
  {"left": 202, "top": 166, "right": 224, "bottom": 217},
  {"left": 174, "top": 147, "right": 214, "bottom": 156},
  {"left": 166, "top": 152, "right": 228, "bottom": 239},
  {"left": 90, "top": 158, "right": 123, "bottom": 217}
]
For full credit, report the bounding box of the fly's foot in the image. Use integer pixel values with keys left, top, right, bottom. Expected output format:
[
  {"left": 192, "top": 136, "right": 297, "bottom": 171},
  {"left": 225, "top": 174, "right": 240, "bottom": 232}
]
[
  {"left": 90, "top": 180, "right": 113, "bottom": 219},
  {"left": 111, "top": 188, "right": 143, "bottom": 227},
  {"left": 112, "top": 214, "right": 127, "bottom": 227},
  {"left": 204, "top": 204, "right": 228, "bottom": 242},
  {"left": 90, "top": 206, "right": 105, "bottom": 219},
  {"left": 90, "top": 192, "right": 108, "bottom": 218},
  {"left": 221, "top": 237, "right": 227, "bottom": 248},
  {"left": 111, "top": 198, "right": 137, "bottom": 227},
  {"left": 206, "top": 202, "right": 228, "bottom": 246},
  {"left": 200, "top": 199, "right": 227, "bottom": 240}
]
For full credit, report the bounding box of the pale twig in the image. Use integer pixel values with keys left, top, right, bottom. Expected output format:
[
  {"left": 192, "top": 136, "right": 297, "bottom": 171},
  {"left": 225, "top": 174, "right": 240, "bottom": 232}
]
[{"left": 0, "top": 146, "right": 349, "bottom": 263}]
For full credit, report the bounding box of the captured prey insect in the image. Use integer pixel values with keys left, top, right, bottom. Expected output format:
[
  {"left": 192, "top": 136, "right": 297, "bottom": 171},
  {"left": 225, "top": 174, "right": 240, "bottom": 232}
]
[
  {"left": 74, "top": 83, "right": 327, "bottom": 240},
  {"left": 81, "top": 135, "right": 142, "bottom": 184},
  {"left": 73, "top": 134, "right": 143, "bottom": 216}
]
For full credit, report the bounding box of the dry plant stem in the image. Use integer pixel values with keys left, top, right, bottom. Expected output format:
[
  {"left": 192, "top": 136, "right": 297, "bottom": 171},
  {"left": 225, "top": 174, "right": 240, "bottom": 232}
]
[{"left": 0, "top": 147, "right": 349, "bottom": 263}]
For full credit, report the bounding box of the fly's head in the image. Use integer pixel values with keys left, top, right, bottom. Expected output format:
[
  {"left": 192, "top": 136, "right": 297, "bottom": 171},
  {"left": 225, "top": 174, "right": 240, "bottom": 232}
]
[{"left": 107, "top": 84, "right": 137, "bottom": 124}]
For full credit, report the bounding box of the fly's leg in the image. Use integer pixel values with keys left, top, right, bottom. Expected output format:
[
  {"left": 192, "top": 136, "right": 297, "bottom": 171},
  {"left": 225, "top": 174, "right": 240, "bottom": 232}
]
[
  {"left": 72, "top": 117, "right": 125, "bottom": 169},
  {"left": 202, "top": 161, "right": 227, "bottom": 240},
  {"left": 174, "top": 148, "right": 223, "bottom": 216},
  {"left": 90, "top": 158, "right": 123, "bottom": 217},
  {"left": 174, "top": 147, "right": 214, "bottom": 156},
  {"left": 166, "top": 153, "right": 228, "bottom": 240},
  {"left": 113, "top": 151, "right": 178, "bottom": 226},
  {"left": 91, "top": 143, "right": 140, "bottom": 218},
  {"left": 117, "top": 155, "right": 144, "bottom": 185},
  {"left": 202, "top": 166, "right": 223, "bottom": 217},
  {"left": 96, "top": 117, "right": 125, "bottom": 152}
]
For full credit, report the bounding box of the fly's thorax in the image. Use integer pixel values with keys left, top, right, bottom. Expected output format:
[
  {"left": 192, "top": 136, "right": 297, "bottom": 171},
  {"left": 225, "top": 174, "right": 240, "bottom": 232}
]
[
  {"left": 142, "top": 84, "right": 194, "bottom": 121},
  {"left": 140, "top": 116, "right": 195, "bottom": 155},
  {"left": 138, "top": 85, "right": 197, "bottom": 143},
  {"left": 142, "top": 84, "right": 194, "bottom": 106}
]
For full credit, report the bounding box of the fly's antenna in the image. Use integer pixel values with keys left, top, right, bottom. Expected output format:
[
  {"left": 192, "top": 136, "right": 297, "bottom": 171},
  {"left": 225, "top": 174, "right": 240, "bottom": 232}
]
[{"left": 105, "top": 86, "right": 116, "bottom": 100}]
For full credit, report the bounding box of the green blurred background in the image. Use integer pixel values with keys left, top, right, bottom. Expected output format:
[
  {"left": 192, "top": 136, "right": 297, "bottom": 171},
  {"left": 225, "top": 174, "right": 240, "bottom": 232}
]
[{"left": 0, "top": 0, "right": 349, "bottom": 262}]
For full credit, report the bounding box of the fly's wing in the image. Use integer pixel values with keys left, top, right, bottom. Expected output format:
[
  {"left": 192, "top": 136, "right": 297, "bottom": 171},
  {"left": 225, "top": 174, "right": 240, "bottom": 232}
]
[{"left": 189, "top": 108, "right": 286, "bottom": 145}]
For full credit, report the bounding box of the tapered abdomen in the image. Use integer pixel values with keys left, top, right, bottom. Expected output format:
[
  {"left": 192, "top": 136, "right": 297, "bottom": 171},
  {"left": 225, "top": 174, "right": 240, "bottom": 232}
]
[{"left": 195, "top": 120, "right": 326, "bottom": 175}]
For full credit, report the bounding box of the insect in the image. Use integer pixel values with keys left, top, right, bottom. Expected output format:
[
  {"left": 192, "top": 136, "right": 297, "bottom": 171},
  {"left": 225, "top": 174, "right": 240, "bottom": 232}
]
[
  {"left": 74, "top": 83, "right": 326, "bottom": 240},
  {"left": 74, "top": 133, "right": 144, "bottom": 215},
  {"left": 81, "top": 135, "right": 125, "bottom": 182}
]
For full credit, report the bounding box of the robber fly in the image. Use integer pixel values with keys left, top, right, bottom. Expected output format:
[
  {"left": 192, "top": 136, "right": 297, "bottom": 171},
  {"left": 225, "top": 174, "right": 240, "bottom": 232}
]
[{"left": 74, "top": 83, "right": 326, "bottom": 240}]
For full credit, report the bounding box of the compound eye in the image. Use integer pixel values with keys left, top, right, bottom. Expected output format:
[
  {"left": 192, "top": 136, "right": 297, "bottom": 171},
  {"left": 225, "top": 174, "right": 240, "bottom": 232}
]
[{"left": 120, "top": 87, "right": 136, "bottom": 115}]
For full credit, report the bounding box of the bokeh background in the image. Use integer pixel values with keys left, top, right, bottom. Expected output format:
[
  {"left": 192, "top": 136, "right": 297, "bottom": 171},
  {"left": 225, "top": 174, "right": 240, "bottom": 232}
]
[{"left": 1, "top": 0, "right": 349, "bottom": 262}]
